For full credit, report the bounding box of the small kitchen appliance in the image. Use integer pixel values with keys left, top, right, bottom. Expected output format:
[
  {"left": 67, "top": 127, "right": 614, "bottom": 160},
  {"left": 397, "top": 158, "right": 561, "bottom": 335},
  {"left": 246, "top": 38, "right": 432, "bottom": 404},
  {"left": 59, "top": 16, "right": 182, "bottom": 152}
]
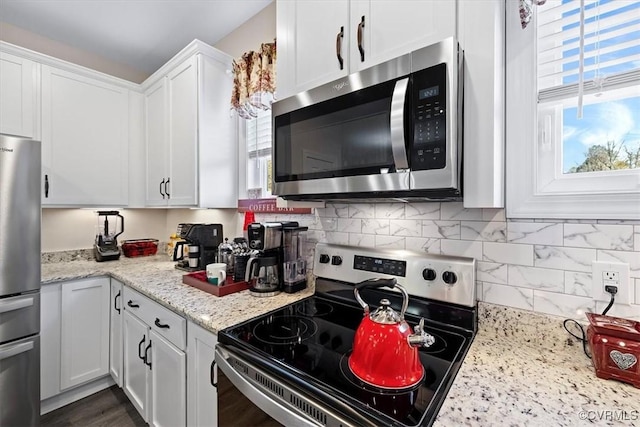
[
  {"left": 216, "top": 243, "right": 477, "bottom": 426},
  {"left": 174, "top": 223, "right": 223, "bottom": 272},
  {"left": 94, "top": 210, "right": 124, "bottom": 262},
  {"left": 282, "top": 223, "right": 309, "bottom": 294},
  {"left": 586, "top": 313, "right": 640, "bottom": 388}
]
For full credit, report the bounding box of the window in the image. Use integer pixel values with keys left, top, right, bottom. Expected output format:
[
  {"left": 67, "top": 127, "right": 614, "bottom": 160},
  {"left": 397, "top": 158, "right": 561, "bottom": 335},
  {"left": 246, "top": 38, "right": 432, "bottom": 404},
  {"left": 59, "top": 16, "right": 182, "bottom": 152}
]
[
  {"left": 506, "top": 0, "right": 640, "bottom": 219},
  {"left": 245, "top": 109, "right": 273, "bottom": 198}
]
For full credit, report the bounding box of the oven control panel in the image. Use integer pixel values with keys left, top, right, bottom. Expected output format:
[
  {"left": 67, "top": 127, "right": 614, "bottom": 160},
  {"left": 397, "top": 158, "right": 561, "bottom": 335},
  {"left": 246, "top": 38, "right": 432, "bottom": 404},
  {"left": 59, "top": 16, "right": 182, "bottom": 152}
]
[{"left": 314, "top": 243, "right": 476, "bottom": 307}]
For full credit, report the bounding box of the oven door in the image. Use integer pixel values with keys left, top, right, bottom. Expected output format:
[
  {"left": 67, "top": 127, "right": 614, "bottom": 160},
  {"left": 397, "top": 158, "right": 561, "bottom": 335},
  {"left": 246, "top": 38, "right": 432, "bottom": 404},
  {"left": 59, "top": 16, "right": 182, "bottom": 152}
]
[
  {"left": 272, "top": 55, "right": 413, "bottom": 199},
  {"left": 215, "top": 345, "right": 361, "bottom": 427}
]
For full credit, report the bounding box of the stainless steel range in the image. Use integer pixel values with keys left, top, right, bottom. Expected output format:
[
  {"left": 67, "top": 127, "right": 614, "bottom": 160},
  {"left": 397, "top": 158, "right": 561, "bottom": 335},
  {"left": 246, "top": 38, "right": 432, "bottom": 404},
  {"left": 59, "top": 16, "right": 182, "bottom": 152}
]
[{"left": 215, "top": 243, "right": 476, "bottom": 426}]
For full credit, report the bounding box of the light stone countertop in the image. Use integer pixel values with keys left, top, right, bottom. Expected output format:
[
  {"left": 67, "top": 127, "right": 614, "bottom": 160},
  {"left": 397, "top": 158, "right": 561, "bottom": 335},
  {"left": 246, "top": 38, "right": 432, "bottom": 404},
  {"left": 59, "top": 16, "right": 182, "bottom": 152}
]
[
  {"left": 41, "top": 254, "right": 314, "bottom": 333},
  {"left": 43, "top": 254, "right": 640, "bottom": 426}
]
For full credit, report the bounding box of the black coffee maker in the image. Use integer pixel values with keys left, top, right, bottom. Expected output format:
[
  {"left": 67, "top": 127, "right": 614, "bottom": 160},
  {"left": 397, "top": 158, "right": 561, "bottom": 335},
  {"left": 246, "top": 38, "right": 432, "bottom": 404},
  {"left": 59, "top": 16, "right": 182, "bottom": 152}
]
[{"left": 174, "top": 223, "right": 223, "bottom": 272}]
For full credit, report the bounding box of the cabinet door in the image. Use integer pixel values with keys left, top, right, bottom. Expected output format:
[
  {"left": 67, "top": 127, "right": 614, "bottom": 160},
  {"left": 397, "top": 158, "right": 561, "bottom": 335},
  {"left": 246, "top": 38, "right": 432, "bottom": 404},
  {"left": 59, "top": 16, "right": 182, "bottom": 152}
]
[
  {"left": 60, "top": 277, "right": 110, "bottom": 390},
  {"left": 350, "top": 0, "right": 457, "bottom": 72},
  {"left": 41, "top": 65, "right": 129, "bottom": 206},
  {"left": 144, "top": 79, "right": 169, "bottom": 206},
  {"left": 167, "top": 56, "right": 198, "bottom": 206},
  {"left": 109, "top": 279, "right": 124, "bottom": 387},
  {"left": 276, "top": 0, "right": 350, "bottom": 99},
  {"left": 0, "top": 52, "right": 36, "bottom": 138},
  {"left": 149, "top": 330, "right": 186, "bottom": 427},
  {"left": 187, "top": 322, "right": 218, "bottom": 427},
  {"left": 40, "top": 283, "right": 61, "bottom": 400},
  {"left": 123, "top": 310, "right": 150, "bottom": 422}
]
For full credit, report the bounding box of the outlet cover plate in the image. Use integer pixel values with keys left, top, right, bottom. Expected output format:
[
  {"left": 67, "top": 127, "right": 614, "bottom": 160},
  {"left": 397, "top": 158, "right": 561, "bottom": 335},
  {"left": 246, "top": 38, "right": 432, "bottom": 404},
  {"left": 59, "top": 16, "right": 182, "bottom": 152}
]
[{"left": 592, "top": 261, "right": 631, "bottom": 305}]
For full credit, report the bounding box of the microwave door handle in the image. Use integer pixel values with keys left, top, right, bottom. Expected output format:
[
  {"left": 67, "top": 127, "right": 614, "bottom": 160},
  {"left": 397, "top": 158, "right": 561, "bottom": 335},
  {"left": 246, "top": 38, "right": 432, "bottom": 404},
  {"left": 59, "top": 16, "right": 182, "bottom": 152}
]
[{"left": 390, "top": 77, "right": 409, "bottom": 171}]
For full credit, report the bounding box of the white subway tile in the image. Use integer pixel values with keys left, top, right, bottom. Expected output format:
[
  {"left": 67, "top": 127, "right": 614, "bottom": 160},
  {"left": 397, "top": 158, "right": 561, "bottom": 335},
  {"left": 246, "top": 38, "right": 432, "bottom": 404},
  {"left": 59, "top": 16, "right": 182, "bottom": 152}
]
[
  {"left": 564, "top": 224, "right": 634, "bottom": 251},
  {"left": 374, "top": 235, "right": 406, "bottom": 249},
  {"left": 441, "top": 240, "right": 483, "bottom": 259},
  {"left": 337, "top": 218, "right": 362, "bottom": 233},
  {"left": 533, "top": 291, "right": 595, "bottom": 320},
  {"left": 483, "top": 242, "right": 534, "bottom": 266},
  {"left": 405, "top": 237, "right": 441, "bottom": 254},
  {"left": 405, "top": 202, "right": 440, "bottom": 220},
  {"left": 597, "top": 250, "right": 640, "bottom": 278},
  {"left": 349, "top": 233, "right": 375, "bottom": 248},
  {"left": 594, "top": 302, "right": 640, "bottom": 321},
  {"left": 635, "top": 226, "right": 640, "bottom": 251},
  {"left": 482, "top": 208, "right": 506, "bottom": 222},
  {"left": 508, "top": 265, "right": 564, "bottom": 292},
  {"left": 307, "top": 230, "right": 326, "bottom": 244},
  {"left": 483, "top": 283, "right": 534, "bottom": 310},
  {"left": 598, "top": 220, "right": 640, "bottom": 225},
  {"left": 461, "top": 221, "right": 506, "bottom": 242},
  {"left": 389, "top": 219, "right": 423, "bottom": 237},
  {"left": 324, "top": 232, "right": 349, "bottom": 245},
  {"left": 476, "top": 282, "right": 483, "bottom": 301},
  {"left": 362, "top": 219, "right": 390, "bottom": 235},
  {"left": 349, "top": 203, "right": 375, "bottom": 219},
  {"left": 335, "top": 204, "right": 350, "bottom": 218},
  {"left": 440, "top": 202, "right": 483, "bottom": 220},
  {"left": 564, "top": 271, "right": 592, "bottom": 297},
  {"left": 375, "top": 203, "right": 405, "bottom": 219},
  {"left": 317, "top": 203, "right": 346, "bottom": 218},
  {"left": 319, "top": 218, "right": 337, "bottom": 232},
  {"left": 534, "top": 246, "right": 595, "bottom": 272},
  {"left": 422, "top": 221, "right": 460, "bottom": 239},
  {"left": 507, "top": 222, "right": 563, "bottom": 246},
  {"left": 477, "top": 262, "right": 508, "bottom": 284}
]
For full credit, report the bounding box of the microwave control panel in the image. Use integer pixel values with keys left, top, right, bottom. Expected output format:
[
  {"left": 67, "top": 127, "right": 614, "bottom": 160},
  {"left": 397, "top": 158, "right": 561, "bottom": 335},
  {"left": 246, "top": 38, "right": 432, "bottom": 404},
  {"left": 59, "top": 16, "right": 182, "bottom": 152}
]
[{"left": 411, "top": 62, "right": 447, "bottom": 171}]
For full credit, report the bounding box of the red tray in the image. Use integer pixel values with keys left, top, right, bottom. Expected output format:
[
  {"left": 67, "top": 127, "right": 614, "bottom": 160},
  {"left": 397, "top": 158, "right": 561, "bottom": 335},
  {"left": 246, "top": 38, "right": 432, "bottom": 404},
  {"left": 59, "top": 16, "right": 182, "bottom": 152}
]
[{"left": 182, "top": 271, "right": 250, "bottom": 297}]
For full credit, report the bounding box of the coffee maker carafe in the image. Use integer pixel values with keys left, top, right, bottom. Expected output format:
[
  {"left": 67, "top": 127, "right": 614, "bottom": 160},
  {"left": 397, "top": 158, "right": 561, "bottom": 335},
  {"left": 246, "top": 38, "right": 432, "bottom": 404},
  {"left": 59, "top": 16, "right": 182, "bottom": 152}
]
[{"left": 246, "top": 255, "right": 280, "bottom": 296}]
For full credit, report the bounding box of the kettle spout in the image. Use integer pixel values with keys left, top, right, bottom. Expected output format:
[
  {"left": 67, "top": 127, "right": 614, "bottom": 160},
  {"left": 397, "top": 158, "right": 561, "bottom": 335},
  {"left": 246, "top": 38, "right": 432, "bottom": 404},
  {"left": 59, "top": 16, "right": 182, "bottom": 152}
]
[{"left": 407, "top": 318, "right": 435, "bottom": 348}]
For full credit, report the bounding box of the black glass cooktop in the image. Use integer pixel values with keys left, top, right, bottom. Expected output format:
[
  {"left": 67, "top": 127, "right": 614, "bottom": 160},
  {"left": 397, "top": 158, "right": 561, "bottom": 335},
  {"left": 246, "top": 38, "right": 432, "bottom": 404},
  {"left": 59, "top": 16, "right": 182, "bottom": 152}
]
[{"left": 219, "top": 294, "right": 472, "bottom": 427}]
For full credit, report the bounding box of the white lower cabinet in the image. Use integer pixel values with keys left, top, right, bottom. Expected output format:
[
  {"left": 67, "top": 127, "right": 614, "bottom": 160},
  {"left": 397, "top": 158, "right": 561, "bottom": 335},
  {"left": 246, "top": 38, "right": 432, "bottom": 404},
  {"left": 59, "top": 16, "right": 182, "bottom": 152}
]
[
  {"left": 187, "top": 321, "right": 218, "bottom": 427},
  {"left": 109, "top": 279, "right": 124, "bottom": 387},
  {"left": 122, "top": 286, "right": 187, "bottom": 426},
  {"left": 40, "top": 283, "right": 61, "bottom": 401}
]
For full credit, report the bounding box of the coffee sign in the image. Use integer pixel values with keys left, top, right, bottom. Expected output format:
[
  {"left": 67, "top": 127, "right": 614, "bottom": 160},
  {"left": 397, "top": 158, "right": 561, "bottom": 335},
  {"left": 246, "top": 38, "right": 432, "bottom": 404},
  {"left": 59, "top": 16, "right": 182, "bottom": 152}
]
[{"left": 237, "top": 198, "right": 312, "bottom": 214}]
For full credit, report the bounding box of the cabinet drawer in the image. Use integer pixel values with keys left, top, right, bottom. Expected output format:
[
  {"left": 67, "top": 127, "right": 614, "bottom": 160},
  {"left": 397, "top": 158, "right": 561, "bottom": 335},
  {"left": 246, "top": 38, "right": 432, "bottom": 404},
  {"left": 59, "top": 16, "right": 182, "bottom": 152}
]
[{"left": 123, "top": 287, "right": 186, "bottom": 350}]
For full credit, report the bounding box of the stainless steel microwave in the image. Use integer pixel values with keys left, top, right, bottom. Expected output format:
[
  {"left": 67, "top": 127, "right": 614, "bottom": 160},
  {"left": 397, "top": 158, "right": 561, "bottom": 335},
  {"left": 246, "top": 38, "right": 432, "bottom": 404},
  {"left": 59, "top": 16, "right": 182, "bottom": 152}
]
[{"left": 272, "top": 37, "right": 463, "bottom": 201}]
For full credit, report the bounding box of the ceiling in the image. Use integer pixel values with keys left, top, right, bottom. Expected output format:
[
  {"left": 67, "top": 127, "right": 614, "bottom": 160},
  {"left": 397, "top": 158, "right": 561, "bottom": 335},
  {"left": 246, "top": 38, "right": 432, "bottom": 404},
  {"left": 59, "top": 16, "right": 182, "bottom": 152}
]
[{"left": 0, "top": 0, "right": 273, "bottom": 75}]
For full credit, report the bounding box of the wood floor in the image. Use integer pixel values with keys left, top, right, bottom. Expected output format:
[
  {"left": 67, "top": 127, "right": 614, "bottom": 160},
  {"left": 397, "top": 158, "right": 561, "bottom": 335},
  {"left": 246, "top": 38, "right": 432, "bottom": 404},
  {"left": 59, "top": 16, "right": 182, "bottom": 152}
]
[{"left": 41, "top": 386, "right": 146, "bottom": 427}]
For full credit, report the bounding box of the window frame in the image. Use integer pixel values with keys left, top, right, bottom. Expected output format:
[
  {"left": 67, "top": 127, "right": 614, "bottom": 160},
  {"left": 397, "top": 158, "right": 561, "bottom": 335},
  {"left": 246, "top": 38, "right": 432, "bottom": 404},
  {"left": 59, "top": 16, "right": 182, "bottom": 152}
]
[{"left": 505, "top": 0, "right": 640, "bottom": 220}]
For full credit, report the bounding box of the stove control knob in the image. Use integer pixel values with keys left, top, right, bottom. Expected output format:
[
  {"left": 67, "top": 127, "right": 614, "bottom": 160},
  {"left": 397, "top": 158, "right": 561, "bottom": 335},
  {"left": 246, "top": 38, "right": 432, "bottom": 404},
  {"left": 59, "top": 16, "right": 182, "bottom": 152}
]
[
  {"left": 331, "top": 255, "right": 343, "bottom": 266},
  {"left": 319, "top": 254, "right": 330, "bottom": 264},
  {"left": 422, "top": 268, "right": 437, "bottom": 281},
  {"left": 442, "top": 271, "right": 457, "bottom": 285}
]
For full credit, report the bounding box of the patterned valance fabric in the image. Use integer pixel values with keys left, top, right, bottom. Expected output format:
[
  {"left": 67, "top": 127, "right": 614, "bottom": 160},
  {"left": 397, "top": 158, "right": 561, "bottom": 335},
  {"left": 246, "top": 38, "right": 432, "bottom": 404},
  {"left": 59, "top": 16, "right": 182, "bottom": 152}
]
[
  {"left": 520, "top": 0, "right": 547, "bottom": 29},
  {"left": 230, "top": 41, "right": 276, "bottom": 119}
]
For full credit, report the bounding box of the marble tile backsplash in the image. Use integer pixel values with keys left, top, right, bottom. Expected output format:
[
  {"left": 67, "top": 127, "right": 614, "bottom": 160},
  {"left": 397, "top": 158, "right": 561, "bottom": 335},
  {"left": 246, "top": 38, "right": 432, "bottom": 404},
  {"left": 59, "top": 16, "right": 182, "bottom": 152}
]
[{"left": 256, "top": 202, "right": 640, "bottom": 321}]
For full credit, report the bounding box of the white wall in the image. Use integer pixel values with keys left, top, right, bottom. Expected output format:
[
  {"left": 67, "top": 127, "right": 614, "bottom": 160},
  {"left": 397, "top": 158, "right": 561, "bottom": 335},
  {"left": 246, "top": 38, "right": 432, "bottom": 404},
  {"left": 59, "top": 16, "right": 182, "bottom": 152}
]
[{"left": 214, "top": 2, "right": 276, "bottom": 58}]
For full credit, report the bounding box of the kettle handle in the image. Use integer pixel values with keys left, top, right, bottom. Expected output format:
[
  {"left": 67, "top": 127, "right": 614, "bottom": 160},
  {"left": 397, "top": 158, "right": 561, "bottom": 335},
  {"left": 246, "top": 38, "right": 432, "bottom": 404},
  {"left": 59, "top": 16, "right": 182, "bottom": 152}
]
[{"left": 354, "top": 278, "right": 409, "bottom": 319}]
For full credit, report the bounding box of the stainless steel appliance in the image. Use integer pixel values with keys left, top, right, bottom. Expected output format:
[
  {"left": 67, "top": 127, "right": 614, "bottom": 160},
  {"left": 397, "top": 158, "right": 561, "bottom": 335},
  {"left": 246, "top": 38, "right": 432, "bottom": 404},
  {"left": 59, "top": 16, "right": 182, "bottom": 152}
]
[
  {"left": 272, "top": 37, "right": 463, "bottom": 201},
  {"left": 282, "top": 224, "right": 308, "bottom": 294},
  {"left": 216, "top": 243, "right": 476, "bottom": 426},
  {"left": 93, "top": 210, "right": 124, "bottom": 262},
  {"left": 173, "top": 223, "right": 223, "bottom": 272},
  {"left": 0, "top": 134, "right": 41, "bottom": 426}
]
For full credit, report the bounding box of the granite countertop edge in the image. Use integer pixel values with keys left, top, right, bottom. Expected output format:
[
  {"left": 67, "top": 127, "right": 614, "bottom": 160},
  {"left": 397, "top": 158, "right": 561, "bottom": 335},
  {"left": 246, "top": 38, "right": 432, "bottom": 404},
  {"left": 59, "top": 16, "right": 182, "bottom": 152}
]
[{"left": 42, "top": 255, "right": 640, "bottom": 426}]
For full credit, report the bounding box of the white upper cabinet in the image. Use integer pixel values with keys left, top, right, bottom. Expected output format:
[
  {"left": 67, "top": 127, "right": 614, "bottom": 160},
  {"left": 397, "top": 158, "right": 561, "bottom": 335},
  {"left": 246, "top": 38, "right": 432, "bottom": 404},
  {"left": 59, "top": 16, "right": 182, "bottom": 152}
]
[
  {"left": 349, "top": 0, "right": 456, "bottom": 72},
  {"left": 143, "top": 42, "right": 237, "bottom": 208},
  {"left": 0, "top": 51, "right": 37, "bottom": 138},
  {"left": 41, "top": 65, "right": 129, "bottom": 206},
  {"left": 276, "top": 0, "right": 456, "bottom": 100}
]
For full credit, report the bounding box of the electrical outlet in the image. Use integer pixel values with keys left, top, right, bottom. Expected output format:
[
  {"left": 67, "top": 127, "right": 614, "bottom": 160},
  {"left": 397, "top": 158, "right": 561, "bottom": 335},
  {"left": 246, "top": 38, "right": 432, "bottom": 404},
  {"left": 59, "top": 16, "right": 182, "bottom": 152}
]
[{"left": 592, "top": 261, "right": 631, "bottom": 304}]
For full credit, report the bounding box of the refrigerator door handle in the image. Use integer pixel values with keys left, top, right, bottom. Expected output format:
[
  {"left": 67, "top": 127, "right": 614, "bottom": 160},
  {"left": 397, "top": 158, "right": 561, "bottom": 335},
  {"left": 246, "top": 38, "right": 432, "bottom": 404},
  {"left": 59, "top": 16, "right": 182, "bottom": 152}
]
[
  {"left": 0, "top": 296, "right": 35, "bottom": 314},
  {"left": 0, "top": 341, "right": 34, "bottom": 361}
]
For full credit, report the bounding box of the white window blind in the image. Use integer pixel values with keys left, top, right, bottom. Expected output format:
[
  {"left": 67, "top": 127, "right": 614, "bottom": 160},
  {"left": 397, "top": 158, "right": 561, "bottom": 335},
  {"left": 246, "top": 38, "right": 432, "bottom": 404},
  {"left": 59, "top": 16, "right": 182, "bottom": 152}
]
[
  {"left": 245, "top": 109, "right": 273, "bottom": 197},
  {"left": 537, "top": 0, "right": 640, "bottom": 103},
  {"left": 246, "top": 109, "right": 273, "bottom": 154}
]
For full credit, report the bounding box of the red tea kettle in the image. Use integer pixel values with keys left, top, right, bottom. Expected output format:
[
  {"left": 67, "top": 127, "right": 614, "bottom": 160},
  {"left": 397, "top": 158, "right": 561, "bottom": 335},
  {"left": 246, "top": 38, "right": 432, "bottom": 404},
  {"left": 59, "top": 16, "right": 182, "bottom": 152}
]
[{"left": 348, "top": 278, "right": 435, "bottom": 389}]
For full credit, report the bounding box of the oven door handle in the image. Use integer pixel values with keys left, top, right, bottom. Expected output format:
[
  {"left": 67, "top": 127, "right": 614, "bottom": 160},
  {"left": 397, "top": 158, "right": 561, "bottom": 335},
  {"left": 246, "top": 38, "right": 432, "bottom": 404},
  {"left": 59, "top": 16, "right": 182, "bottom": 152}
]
[
  {"left": 215, "top": 346, "right": 319, "bottom": 427},
  {"left": 390, "top": 77, "right": 409, "bottom": 171}
]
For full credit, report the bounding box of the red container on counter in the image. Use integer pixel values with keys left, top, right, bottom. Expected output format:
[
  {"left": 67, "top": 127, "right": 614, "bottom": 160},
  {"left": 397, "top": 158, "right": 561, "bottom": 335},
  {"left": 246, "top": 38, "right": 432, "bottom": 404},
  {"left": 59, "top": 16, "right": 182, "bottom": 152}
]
[
  {"left": 121, "top": 239, "right": 159, "bottom": 258},
  {"left": 586, "top": 312, "right": 640, "bottom": 388}
]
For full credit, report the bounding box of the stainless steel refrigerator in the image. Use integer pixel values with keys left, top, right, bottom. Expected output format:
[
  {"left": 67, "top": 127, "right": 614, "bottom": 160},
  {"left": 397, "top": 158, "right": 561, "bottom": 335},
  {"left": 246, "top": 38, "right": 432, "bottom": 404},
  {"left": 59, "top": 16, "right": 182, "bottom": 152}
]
[{"left": 0, "top": 134, "right": 41, "bottom": 426}]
